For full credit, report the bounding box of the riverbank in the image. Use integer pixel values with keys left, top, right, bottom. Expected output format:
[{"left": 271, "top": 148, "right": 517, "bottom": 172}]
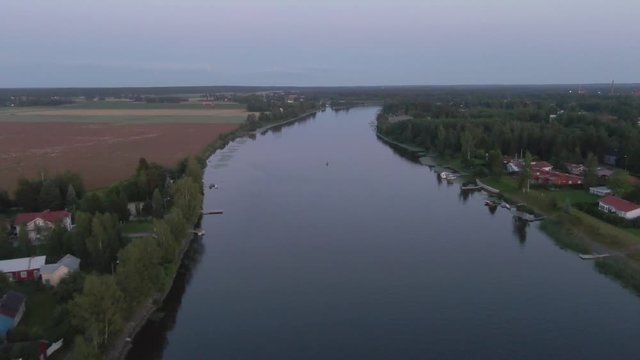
[
  {"left": 107, "top": 221, "right": 200, "bottom": 360},
  {"left": 376, "top": 131, "right": 640, "bottom": 295},
  {"left": 107, "top": 109, "right": 321, "bottom": 360}
]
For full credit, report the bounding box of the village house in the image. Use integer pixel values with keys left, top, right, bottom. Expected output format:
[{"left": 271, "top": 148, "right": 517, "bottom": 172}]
[
  {"left": 0, "top": 291, "right": 26, "bottom": 338},
  {"left": 40, "top": 254, "right": 80, "bottom": 287},
  {"left": 14, "top": 210, "right": 72, "bottom": 242},
  {"left": 532, "top": 171, "right": 583, "bottom": 186},
  {"left": 597, "top": 167, "right": 614, "bottom": 181},
  {"left": 589, "top": 186, "right": 613, "bottom": 197},
  {"left": 0, "top": 256, "right": 46, "bottom": 281},
  {"left": 598, "top": 196, "right": 640, "bottom": 220}
]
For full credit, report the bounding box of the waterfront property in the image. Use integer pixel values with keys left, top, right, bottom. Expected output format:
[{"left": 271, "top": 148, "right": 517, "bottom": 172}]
[
  {"left": 14, "top": 210, "right": 72, "bottom": 242},
  {"left": 40, "top": 254, "right": 80, "bottom": 287},
  {"left": 0, "top": 291, "right": 26, "bottom": 338},
  {"left": 0, "top": 256, "right": 46, "bottom": 281},
  {"left": 598, "top": 196, "right": 640, "bottom": 219}
]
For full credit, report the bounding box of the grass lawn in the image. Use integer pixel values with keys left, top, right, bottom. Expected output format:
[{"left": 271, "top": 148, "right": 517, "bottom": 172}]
[{"left": 122, "top": 220, "right": 154, "bottom": 235}]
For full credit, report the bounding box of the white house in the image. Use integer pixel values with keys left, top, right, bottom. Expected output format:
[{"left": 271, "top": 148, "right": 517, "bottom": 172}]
[
  {"left": 598, "top": 196, "right": 640, "bottom": 220},
  {"left": 40, "top": 254, "right": 80, "bottom": 287},
  {"left": 589, "top": 186, "right": 613, "bottom": 197},
  {"left": 14, "top": 210, "right": 72, "bottom": 242}
]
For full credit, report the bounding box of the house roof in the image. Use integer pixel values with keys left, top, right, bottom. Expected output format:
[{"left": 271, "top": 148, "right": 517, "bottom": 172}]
[
  {"left": 41, "top": 254, "right": 80, "bottom": 274},
  {"left": 531, "top": 161, "right": 553, "bottom": 170},
  {"left": 58, "top": 254, "right": 80, "bottom": 271},
  {"left": 0, "top": 256, "right": 46, "bottom": 273},
  {"left": 599, "top": 196, "right": 640, "bottom": 213},
  {"left": 14, "top": 210, "right": 70, "bottom": 226},
  {"left": 0, "top": 291, "right": 25, "bottom": 318}
]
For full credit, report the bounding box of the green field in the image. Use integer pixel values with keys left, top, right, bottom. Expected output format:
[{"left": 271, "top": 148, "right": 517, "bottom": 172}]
[
  {"left": 0, "top": 100, "right": 249, "bottom": 124},
  {"left": 57, "top": 101, "right": 245, "bottom": 110}
]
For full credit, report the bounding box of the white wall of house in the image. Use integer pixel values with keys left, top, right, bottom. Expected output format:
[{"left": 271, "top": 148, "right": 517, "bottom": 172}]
[
  {"left": 42, "top": 266, "right": 72, "bottom": 287},
  {"left": 18, "top": 216, "right": 72, "bottom": 242},
  {"left": 599, "top": 203, "right": 640, "bottom": 220}
]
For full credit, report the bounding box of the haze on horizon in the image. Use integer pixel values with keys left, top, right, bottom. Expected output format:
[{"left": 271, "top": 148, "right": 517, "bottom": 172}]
[{"left": 1, "top": 0, "right": 638, "bottom": 88}]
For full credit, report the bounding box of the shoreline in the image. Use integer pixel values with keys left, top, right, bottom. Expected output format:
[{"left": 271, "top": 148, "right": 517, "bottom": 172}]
[
  {"left": 375, "top": 130, "right": 640, "bottom": 293},
  {"left": 106, "top": 109, "right": 321, "bottom": 360}
]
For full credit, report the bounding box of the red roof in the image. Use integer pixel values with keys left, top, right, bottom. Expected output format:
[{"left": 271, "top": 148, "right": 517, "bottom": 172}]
[
  {"left": 14, "top": 210, "right": 70, "bottom": 226},
  {"left": 599, "top": 196, "right": 640, "bottom": 213},
  {"left": 531, "top": 161, "right": 553, "bottom": 171}
]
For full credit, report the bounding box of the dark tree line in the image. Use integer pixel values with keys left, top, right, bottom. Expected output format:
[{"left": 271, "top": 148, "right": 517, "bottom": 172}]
[{"left": 378, "top": 94, "right": 640, "bottom": 174}]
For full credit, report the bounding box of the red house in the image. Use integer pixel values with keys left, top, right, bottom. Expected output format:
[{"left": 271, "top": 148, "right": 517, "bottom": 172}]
[
  {"left": 533, "top": 171, "right": 583, "bottom": 186},
  {"left": 0, "top": 256, "right": 46, "bottom": 281}
]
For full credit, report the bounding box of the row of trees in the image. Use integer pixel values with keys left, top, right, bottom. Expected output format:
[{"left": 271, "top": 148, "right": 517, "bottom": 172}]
[
  {"left": 378, "top": 109, "right": 640, "bottom": 174},
  {"left": 7, "top": 171, "right": 85, "bottom": 212},
  {"left": 69, "top": 157, "right": 203, "bottom": 358}
]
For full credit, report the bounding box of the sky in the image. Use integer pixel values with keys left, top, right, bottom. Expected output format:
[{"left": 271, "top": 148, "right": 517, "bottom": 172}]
[{"left": 1, "top": 0, "right": 638, "bottom": 87}]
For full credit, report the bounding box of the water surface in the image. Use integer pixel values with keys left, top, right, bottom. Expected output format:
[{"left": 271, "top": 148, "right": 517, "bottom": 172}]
[{"left": 129, "top": 107, "right": 640, "bottom": 359}]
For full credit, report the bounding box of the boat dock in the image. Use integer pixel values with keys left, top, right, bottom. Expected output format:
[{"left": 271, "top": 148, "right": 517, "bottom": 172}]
[
  {"left": 476, "top": 179, "right": 500, "bottom": 194},
  {"left": 203, "top": 210, "right": 224, "bottom": 215},
  {"left": 579, "top": 254, "right": 611, "bottom": 260}
]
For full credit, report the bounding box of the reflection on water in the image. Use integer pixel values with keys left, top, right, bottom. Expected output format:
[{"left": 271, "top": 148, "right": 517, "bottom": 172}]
[
  {"left": 126, "top": 235, "right": 205, "bottom": 360},
  {"left": 513, "top": 217, "right": 530, "bottom": 245},
  {"left": 129, "top": 107, "right": 640, "bottom": 360}
]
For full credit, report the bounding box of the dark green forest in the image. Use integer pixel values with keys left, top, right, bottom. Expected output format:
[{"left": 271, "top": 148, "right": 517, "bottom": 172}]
[{"left": 377, "top": 93, "right": 640, "bottom": 174}]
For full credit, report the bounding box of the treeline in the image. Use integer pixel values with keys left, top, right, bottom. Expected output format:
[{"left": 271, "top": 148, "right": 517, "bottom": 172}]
[
  {"left": 0, "top": 96, "right": 75, "bottom": 107},
  {"left": 240, "top": 99, "right": 319, "bottom": 132},
  {"left": 0, "top": 156, "right": 204, "bottom": 358},
  {"left": 378, "top": 95, "right": 640, "bottom": 174},
  {"left": 69, "top": 157, "right": 203, "bottom": 359}
]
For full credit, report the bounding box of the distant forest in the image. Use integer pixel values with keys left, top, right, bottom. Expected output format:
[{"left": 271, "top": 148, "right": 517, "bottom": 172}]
[{"left": 377, "top": 92, "right": 640, "bottom": 174}]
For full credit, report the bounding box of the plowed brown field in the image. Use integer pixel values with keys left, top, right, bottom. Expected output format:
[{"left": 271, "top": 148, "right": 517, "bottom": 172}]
[{"left": 0, "top": 122, "right": 238, "bottom": 191}]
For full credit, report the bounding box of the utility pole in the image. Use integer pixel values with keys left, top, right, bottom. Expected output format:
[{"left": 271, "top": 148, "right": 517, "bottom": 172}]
[{"left": 610, "top": 80, "right": 615, "bottom": 95}]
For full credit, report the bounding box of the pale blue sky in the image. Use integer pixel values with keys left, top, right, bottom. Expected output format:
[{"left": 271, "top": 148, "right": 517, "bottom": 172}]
[{"left": 1, "top": 0, "right": 638, "bottom": 87}]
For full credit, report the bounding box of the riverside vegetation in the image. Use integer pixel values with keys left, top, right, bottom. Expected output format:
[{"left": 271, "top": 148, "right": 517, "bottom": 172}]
[
  {"left": 376, "top": 90, "right": 640, "bottom": 297},
  {"left": 0, "top": 90, "right": 319, "bottom": 359}
]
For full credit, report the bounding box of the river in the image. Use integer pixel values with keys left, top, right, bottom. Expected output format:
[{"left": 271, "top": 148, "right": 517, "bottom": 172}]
[{"left": 128, "top": 107, "right": 640, "bottom": 359}]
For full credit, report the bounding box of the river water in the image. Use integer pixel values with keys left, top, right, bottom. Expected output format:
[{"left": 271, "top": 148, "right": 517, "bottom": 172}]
[{"left": 128, "top": 107, "right": 640, "bottom": 360}]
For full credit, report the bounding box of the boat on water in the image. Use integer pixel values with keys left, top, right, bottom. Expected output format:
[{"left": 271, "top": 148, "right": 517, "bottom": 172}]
[
  {"left": 484, "top": 200, "right": 498, "bottom": 207},
  {"left": 500, "top": 202, "right": 511, "bottom": 209},
  {"left": 209, "top": 183, "right": 219, "bottom": 190},
  {"left": 440, "top": 172, "right": 457, "bottom": 181}
]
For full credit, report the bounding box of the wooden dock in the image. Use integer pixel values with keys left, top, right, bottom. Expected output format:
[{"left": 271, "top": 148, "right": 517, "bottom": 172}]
[
  {"left": 476, "top": 179, "right": 500, "bottom": 194},
  {"left": 579, "top": 254, "right": 611, "bottom": 260},
  {"left": 203, "top": 210, "right": 224, "bottom": 215}
]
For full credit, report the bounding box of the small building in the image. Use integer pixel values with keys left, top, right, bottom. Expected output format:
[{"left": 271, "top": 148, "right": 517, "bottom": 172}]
[
  {"left": 0, "top": 256, "right": 46, "bottom": 281},
  {"left": 505, "top": 161, "right": 521, "bottom": 173},
  {"left": 0, "top": 291, "right": 26, "bottom": 338},
  {"left": 533, "top": 171, "right": 583, "bottom": 186},
  {"left": 127, "top": 201, "right": 145, "bottom": 219},
  {"left": 565, "top": 163, "right": 586, "bottom": 176},
  {"left": 598, "top": 196, "right": 640, "bottom": 220},
  {"left": 14, "top": 210, "right": 72, "bottom": 242},
  {"left": 40, "top": 254, "right": 80, "bottom": 287},
  {"left": 589, "top": 186, "right": 613, "bottom": 197},
  {"left": 597, "top": 167, "right": 614, "bottom": 180}
]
